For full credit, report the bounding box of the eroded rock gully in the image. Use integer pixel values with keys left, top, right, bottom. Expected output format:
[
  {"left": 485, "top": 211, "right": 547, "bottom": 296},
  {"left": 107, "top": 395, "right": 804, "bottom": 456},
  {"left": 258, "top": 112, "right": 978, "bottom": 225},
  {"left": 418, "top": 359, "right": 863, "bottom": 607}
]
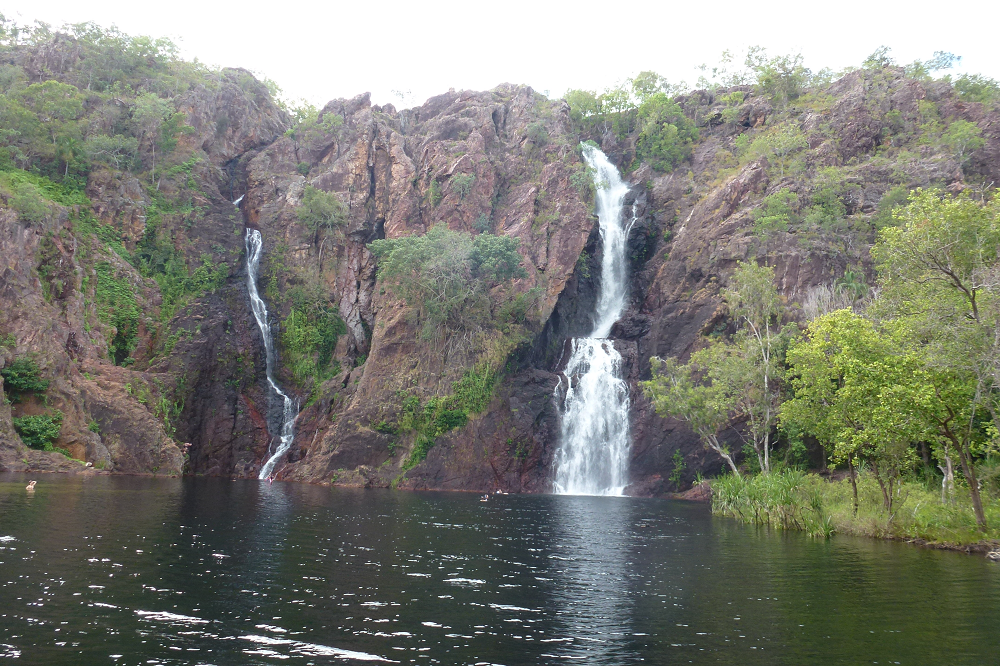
[{"left": 3, "top": 56, "right": 998, "bottom": 494}]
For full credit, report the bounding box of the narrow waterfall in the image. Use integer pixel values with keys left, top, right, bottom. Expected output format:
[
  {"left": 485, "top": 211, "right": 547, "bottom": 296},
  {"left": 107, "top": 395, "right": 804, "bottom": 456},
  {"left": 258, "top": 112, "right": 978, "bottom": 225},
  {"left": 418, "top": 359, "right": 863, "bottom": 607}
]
[
  {"left": 553, "top": 144, "right": 636, "bottom": 496},
  {"left": 245, "top": 229, "right": 298, "bottom": 479}
]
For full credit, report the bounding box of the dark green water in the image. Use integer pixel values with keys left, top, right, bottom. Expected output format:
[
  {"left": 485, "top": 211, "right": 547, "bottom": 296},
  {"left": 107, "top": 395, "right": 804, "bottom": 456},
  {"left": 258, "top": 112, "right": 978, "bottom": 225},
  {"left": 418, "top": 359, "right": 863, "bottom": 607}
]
[{"left": 0, "top": 474, "right": 998, "bottom": 665}]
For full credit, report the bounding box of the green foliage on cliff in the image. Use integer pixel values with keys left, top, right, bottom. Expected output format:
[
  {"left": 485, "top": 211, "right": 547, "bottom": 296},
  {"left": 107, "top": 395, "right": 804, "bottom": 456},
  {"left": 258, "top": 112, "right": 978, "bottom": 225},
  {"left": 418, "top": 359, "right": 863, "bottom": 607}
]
[
  {"left": 297, "top": 186, "right": 347, "bottom": 230},
  {"left": 94, "top": 262, "right": 141, "bottom": 364},
  {"left": 368, "top": 225, "right": 528, "bottom": 341},
  {"left": 281, "top": 284, "right": 346, "bottom": 388},
  {"left": 634, "top": 94, "right": 698, "bottom": 171},
  {"left": 1, "top": 357, "right": 49, "bottom": 401},
  {"left": 13, "top": 411, "right": 63, "bottom": 450}
]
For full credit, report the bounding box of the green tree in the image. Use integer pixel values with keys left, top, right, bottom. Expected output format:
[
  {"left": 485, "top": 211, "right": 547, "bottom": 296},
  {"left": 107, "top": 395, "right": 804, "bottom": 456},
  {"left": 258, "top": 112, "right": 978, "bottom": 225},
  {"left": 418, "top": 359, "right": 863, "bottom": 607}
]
[
  {"left": 736, "top": 123, "right": 808, "bottom": 178},
  {"left": 871, "top": 189, "right": 1000, "bottom": 529},
  {"left": 634, "top": 93, "right": 698, "bottom": 171},
  {"left": 953, "top": 74, "right": 1000, "bottom": 104},
  {"left": 297, "top": 185, "right": 347, "bottom": 268},
  {"left": 1, "top": 357, "right": 49, "bottom": 401},
  {"left": 941, "top": 120, "right": 985, "bottom": 167},
  {"left": 783, "top": 311, "right": 923, "bottom": 515},
  {"left": 17, "top": 80, "right": 84, "bottom": 164},
  {"left": 641, "top": 356, "right": 741, "bottom": 476},
  {"left": 368, "top": 226, "right": 526, "bottom": 340},
  {"left": 630, "top": 70, "right": 669, "bottom": 103},
  {"left": 752, "top": 188, "right": 798, "bottom": 235},
  {"left": 132, "top": 92, "right": 173, "bottom": 183},
  {"left": 85, "top": 134, "right": 139, "bottom": 170},
  {"left": 744, "top": 47, "right": 811, "bottom": 106},
  {"left": 563, "top": 89, "right": 602, "bottom": 126},
  {"left": 721, "top": 261, "right": 787, "bottom": 472},
  {"left": 12, "top": 411, "right": 63, "bottom": 450}
]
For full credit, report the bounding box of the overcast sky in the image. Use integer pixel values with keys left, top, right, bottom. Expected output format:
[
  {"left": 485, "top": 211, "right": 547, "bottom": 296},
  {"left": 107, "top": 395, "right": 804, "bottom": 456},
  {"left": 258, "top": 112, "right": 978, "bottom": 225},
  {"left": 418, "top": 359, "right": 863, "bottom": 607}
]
[{"left": 6, "top": 0, "right": 1000, "bottom": 109}]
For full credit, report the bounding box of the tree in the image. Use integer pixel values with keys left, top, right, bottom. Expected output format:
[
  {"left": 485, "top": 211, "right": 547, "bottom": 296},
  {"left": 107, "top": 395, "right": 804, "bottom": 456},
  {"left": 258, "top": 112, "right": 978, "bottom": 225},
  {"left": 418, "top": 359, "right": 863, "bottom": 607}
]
[
  {"left": 297, "top": 185, "right": 347, "bottom": 269},
  {"left": 643, "top": 262, "right": 787, "bottom": 475},
  {"left": 744, "top": 47, "right": 811, "bottom": 106},
  {"left": 85, "top": 134, "right": 139, "bottom": 170},
  {"left": 631, "top": 71, "right": 669, "bottom": 103},
  {"left": 563, "top": 89, "right": 601, "bottom": 126},
  {"left": 941, "top": 120, "right": 985, "bottom": 167},
  {"left": 641, "top": 356, "right": 741, "bottom": 476},
  {"left": 1, "top": 357, "right": 49, "bottom": 401},
  {"left": 368, "top": 226, "right": 527, "bottom": 340},
  {"left": 17, "top": 80, "right": 84, "bottom": 162},
  {"left": 783, "top": 311, "right": 924, "bottom": 515},
  {"left": 752, "top": 188, "right": 798, "bottom": 235},
  {"left": 12, "top": 411, "right": 63, "bottom": 450},
  {"left": 871, "top": 189, "right": 1000, "bottom": 529},
  {"left": 721, "top": 261, "right": 787, "bottom": 472},
  {"left": 634, "top": 93, "right": 698, "bottom": 171},
  {"left": 132, "top": 92, "right": 173, "bottom": 183},
  {"left": 736, "top": 123, "right": 808, "bottom": 178}
]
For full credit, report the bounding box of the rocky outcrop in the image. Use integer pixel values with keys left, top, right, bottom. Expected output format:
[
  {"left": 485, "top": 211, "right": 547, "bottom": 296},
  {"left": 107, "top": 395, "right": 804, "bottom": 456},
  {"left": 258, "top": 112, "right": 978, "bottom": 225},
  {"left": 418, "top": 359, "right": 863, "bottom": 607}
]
[{"left": 4, "top": 35, "right": 998, "bottom": 495}]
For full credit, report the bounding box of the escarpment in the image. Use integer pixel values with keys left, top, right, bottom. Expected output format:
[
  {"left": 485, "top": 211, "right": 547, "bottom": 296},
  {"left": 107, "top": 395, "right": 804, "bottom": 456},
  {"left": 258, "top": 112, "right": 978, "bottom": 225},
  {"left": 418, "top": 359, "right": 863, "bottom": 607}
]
[{"left": 2, "top": 29, "right": 998, "bottom": 493}]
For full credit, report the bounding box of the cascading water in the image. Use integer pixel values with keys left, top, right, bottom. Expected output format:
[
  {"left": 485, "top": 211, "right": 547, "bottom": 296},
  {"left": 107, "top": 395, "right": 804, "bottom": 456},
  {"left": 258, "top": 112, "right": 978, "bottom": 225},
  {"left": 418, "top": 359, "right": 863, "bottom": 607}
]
[
  {"left": 553, "top": 144, "right": 636, "bottom": 496},
  {"left": 245, "top": 228, "right": 298, "bottom": 479}
]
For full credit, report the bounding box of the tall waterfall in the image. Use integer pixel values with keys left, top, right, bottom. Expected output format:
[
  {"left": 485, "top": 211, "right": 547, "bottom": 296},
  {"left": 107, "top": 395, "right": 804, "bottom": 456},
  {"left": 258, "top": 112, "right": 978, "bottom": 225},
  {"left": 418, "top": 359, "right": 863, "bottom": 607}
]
[
  {"left": 245, "top": 229, "right": 298, "bottom": 480},
  {"left": 553, "top": 144, "right": 636, "bottom": 496}
]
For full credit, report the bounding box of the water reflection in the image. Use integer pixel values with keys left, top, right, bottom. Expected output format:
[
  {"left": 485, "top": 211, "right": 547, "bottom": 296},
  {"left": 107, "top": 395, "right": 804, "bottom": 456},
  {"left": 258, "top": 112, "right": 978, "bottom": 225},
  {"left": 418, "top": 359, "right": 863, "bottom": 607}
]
[
  {"left": 1, "top": 474, "right": 998, "bottom": 665},
  {"left": 545, "top": 496, "right": 637, "bottom": 662}
]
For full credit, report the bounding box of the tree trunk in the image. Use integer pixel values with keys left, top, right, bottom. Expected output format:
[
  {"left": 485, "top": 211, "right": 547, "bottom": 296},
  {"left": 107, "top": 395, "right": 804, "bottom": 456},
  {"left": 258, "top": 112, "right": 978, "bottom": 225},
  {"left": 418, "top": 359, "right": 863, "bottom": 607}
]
[
  {"left": 955, "top": 439, "right": 987, "bottom": 530},
  {"left": 938, "top": 448, "right": 955, "bottom": 504},
  {"left": 847, "top": 457, "right": 859, "bottom": 516},
  {"left": 709, "top": 436, "right": 740, "bottom": 478},
  {"left": 872, "top": 461, "right": 892, "bottom": 513}
]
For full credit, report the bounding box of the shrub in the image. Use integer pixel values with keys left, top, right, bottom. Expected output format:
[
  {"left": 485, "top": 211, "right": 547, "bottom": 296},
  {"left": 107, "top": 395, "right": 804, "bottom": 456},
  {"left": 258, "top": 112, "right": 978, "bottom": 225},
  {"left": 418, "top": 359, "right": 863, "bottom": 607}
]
[
  {"left": 954, "top": 74, "right": 1000, "bottom": 104},
  {"left": 526, "top": 122, "right": 549, "bottom": 149},
  {"left": 297, "top": 185, "right": 346, "bottom": 231},
  {"left": 368, "top": 226, "right": 527, "bottom": 340},
  {"left": 13, "top": 411, "right": 63, "bottom": 450},
  {"left": 752, "top": 188, "right": 798, "bottom": 235},
  {"left": 1, "top": 357, "right": 49, "bottom": 401},
  {"left": 0, "top": 174, "right": 50, "bottom": 223},
  {"left": 634, "top": 93, "right": 697, "bottom": 171},
  {"left": 93, "top": 262, "right": 141, "bottom": 364},
  {"left": 281, "top": 291, "right": 346, "bottom": 388},
  {"left": 450, "top": 173, "right": 475, "bottom": 199}
]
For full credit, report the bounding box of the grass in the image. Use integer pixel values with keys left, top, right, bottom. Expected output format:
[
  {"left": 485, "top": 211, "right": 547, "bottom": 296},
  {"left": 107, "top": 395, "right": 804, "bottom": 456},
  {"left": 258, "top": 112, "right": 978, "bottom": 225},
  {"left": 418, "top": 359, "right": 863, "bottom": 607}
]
[{"left": 712, "top": 469, "right": 1000, "bottom": 547}]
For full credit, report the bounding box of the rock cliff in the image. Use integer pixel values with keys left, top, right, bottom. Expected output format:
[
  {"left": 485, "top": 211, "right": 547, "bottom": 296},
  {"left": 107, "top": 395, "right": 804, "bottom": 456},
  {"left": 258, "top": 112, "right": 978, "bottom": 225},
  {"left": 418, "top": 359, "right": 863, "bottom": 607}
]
[{"left": 2, "top": 31, "right": 998, "bottom": 493}]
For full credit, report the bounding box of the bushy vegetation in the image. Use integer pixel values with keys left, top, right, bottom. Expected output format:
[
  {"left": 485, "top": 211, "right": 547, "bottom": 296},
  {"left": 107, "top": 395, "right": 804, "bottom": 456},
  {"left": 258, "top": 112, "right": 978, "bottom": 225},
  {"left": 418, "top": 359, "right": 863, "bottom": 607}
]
[
  {"left": 646, "top": 190, "right": 1000, "bottom": 540},
  {"left": 280, "top": 283, "right": 346, "bottom": 390},
  {"left": 93, "top": 262, "right": 141, "bottom": 364},
  {"left": 368, "top": 225, "right": 530, "bottom": 341},
  {"left": 713, "top": 468, "right": 1000, "bottom": 544},
  {"left": 1, "top": 357, "right": 49, "bottom": 401},
  {"left": 12, "top": 411, "right": 63, "bottom": 450},
  {"left": 398, "top": 361, "right": 502, "bottom": 470},
  {"left": 0, "top": 17, "right": 286, "bottom": 374},
  {"left": 565, "top": 74, "right": 697, "bottom": 171}
]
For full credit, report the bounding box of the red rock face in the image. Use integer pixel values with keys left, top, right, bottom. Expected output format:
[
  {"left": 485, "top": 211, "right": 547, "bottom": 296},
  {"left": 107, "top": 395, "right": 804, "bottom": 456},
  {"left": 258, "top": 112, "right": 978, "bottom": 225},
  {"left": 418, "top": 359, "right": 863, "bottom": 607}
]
[{"left": 3, "top": 40, "right": 999, "bottom": 494}]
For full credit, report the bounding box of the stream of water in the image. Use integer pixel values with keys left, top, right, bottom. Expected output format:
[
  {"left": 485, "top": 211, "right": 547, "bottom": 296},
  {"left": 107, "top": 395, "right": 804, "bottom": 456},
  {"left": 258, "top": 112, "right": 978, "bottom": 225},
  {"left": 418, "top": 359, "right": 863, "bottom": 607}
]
[
  {"left": 553, "top": 144, "right": 636, "bottom": 496},
  {"left": 245, "top": 228, "right": 297, "bottom": 479}
]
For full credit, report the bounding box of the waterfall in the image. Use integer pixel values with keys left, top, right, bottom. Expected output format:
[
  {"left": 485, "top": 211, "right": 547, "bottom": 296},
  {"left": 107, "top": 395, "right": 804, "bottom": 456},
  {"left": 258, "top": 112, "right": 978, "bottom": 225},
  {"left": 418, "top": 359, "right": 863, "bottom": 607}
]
[
  {"left": 553, "top": 144, "right": 636, "bottom": 496},
  {"left": 245, "top": 228, "right": 298, "bottom": 480}
]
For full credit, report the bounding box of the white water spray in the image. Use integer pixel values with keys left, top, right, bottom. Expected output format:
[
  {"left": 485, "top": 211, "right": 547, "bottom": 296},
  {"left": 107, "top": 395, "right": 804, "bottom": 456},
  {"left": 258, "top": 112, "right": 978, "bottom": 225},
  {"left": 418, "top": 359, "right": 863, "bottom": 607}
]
[
  {"left": 245, "top": 229, "right": 298, "bottom": 479},
  {"left": 553, "top": 144, "right": 636, "bottom": 496}
]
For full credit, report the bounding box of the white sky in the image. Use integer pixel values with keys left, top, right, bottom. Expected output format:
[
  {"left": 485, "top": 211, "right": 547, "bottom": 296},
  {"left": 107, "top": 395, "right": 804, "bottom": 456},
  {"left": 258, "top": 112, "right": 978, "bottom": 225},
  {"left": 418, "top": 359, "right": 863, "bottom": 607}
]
[{"left": 7, "top": 0, "right": 1000, "bottom": 109}]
